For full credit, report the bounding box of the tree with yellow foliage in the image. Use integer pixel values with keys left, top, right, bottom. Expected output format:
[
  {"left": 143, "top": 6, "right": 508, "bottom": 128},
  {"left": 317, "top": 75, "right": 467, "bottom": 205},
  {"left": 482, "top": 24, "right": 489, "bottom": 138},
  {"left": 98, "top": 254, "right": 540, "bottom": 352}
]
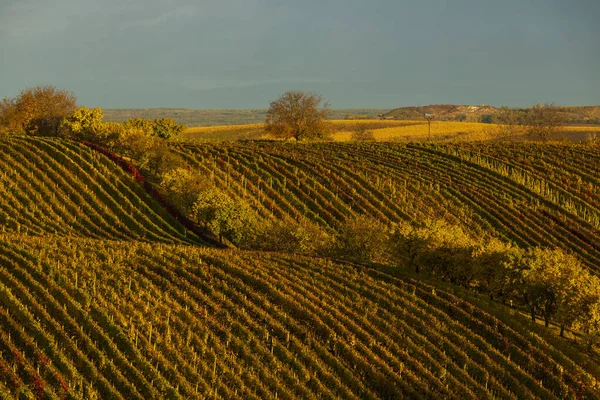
[
  {"left": 519, "top": 248, "right": 586, "bottom": 331},
  {"left": 61, "top": 106, "right": 105, "bottom": 140},
  {"left": 578, "top": 299, "right": 600, "bottom": 352},
  {"left": 414, "top": 219, "right": 476, "bottom": 286}
]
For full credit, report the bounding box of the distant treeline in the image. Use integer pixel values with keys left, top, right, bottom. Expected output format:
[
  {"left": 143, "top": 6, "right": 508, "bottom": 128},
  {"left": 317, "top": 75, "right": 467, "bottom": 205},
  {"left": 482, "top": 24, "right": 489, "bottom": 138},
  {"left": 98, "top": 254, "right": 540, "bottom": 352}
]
[{"left": 103, "top": 108, "right": 390, "bottom": 127}]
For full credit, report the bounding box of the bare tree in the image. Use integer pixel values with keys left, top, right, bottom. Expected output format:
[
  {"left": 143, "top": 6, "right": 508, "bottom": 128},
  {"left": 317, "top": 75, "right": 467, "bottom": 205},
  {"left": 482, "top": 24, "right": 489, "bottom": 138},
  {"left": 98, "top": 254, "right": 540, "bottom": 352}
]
[
  {"left": 526, "top": 103, "right": 565, "bottom": 141},
  {"left": 265, "top": 90, "right": 332, "bottom": 140}
]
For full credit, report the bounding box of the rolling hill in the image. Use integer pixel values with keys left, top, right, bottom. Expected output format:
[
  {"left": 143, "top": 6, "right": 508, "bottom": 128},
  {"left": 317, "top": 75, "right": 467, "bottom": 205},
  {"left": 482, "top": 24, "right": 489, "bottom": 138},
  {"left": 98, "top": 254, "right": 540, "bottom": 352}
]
[
  {"left": 1, "top": 137, "right": 599, "bottom": 398},
  {"left": 0, "top": 136, "right": 203, "bottom": 245},
  {"left": 2, "top": 236, "right": 599, "bottom": 399},
  {"left": 172, "top": 141, "right": 600, "bottom": 273}
]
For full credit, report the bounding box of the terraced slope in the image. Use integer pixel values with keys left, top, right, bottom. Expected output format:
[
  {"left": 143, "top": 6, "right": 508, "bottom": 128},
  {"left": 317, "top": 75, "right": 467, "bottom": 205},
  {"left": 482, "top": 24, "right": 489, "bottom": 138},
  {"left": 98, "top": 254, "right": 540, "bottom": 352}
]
[
  {"left": 0, "top": 136, "right": 201, "bottom": 244},
  {"left": 172, "top": 141, "right": 600, "bottom": 272},
  {"left": 1, "top": 235, "right": 599, "bottom": 399}
]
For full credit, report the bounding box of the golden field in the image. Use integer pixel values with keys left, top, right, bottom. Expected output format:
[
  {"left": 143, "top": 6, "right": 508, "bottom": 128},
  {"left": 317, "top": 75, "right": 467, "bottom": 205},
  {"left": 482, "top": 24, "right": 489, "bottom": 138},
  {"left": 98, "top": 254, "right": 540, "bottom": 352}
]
[
  {"left": 185, "top": 123, "right": 266, "bottom": 140},
  {"left": 331, "top": 120, "right": 493, "bottom": 141},
  {"left": 183, "top": 120, "right": 600, "bottom": 142}
]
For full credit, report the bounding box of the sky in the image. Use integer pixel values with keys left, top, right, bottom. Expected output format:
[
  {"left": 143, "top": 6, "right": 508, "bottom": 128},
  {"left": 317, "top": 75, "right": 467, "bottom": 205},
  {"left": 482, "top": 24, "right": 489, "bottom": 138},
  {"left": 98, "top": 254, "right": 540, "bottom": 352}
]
[{"left": 1, "top": 0, "right": 599, "bottom": 109}]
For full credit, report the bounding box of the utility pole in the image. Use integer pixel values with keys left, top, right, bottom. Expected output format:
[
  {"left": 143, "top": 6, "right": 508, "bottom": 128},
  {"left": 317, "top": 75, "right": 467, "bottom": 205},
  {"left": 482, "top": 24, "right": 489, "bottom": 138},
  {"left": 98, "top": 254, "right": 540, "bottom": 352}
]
[{"left": 424, "top": 113, "right": 433, "bottom": 141}]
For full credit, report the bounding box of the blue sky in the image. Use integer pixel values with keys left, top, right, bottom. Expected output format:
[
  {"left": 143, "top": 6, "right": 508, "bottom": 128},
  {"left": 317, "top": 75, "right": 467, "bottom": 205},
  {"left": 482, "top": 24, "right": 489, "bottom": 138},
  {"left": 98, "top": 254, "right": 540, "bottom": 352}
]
[{"left": 1, "top": 0, "right": 598, "bottom": 108}]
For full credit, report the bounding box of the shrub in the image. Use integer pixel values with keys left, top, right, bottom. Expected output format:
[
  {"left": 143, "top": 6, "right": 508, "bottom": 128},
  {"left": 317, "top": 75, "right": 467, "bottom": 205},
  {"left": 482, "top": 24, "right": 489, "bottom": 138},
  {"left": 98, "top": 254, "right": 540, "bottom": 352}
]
[
  {"left": 414, "top": 219, "right": 476, "bottom": 285},
  {"left": 192, "top": 188, "right": 257, "bottom": 245},
  {"left": 390, "top": 221, "right": 430, "bottom": 273},
  {"left": 250, "top": 218, "right": 332, "bottom": 254},
  {"left": 62, "top": 106, "right": 105, "bottom": 140},
  {"left": 334, "top": 216, "right": 390, "bottom": 263},
  {"left": 124, "top": 117, "right": 184, "bottom": 140},
  {"left": 152, "top": 118, "right": 184, "bottom": 139},
  {"left": 160, "top": 168, "right": 212, "bottom": 214}
]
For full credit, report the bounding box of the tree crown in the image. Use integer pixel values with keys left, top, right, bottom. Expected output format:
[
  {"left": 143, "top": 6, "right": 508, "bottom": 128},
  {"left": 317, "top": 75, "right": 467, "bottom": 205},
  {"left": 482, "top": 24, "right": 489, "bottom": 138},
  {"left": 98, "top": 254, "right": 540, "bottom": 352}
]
[
  {"left": 265, "top": 90, "right": 331, "bottom": 141},
  {"left": 0, "top": 85, "right": 77, "bottom": 135}
]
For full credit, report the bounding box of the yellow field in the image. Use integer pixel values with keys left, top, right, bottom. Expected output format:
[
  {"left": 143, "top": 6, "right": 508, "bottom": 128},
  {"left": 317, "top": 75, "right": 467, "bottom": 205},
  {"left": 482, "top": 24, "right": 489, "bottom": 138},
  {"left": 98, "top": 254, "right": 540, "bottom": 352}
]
[
  {"left": 563, "top": 125, "right": 600, "bottom": 132},
  {"left": 331, "top": 121, "right": 494, "bottom": 141},
  {"left": 186, "top": 123, "right": 264, "bottom": 134},
  {"left": 328, "top": 119, "right": 425, "bottom": 130},
  {"left": 185, "top": 123, "right": 266, "bottom": 140},
  {"left": 183, "top": 120, "right": 600, "bottom": 142},
  {"left": 182, "top": 120, "right": 424, "bottom": 141}
]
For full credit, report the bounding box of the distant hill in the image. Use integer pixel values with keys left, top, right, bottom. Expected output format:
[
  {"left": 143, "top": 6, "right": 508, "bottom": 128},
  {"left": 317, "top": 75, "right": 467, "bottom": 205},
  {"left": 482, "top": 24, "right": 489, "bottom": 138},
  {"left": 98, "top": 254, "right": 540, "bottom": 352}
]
[
  {"left": 382, "top": 104, "right": 600, "bottom": 124},
  {"left": 382, "top": 104, "right": 499, "bottom": 122}
]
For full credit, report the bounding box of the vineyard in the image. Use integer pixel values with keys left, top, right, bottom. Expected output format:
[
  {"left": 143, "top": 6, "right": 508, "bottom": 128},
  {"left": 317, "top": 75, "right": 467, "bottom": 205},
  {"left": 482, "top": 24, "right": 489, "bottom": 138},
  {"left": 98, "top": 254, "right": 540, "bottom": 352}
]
[
  {"left": 1, "top": 136, "right": 600, "bottom": 398},
  {"left": 0, "top": 136, "right": 202, "bottom": 245},
  {"left": 1, "top": 236, "right": 599, "bottom": 399},
  {"left": 172, "top": 141, "right": 600, "bottom": 273}
]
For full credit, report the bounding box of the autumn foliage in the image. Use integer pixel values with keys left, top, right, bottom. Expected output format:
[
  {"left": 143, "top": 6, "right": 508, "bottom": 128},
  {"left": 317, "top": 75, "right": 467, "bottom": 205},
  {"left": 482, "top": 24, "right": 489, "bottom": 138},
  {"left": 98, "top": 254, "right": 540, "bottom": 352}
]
[{"left": 0, "top": 85, "right": 77, "bottom": 135}]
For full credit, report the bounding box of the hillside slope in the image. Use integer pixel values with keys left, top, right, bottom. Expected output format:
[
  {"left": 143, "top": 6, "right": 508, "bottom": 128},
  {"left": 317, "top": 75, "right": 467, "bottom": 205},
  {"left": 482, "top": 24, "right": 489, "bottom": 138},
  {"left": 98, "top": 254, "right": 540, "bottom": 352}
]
[
  {"left": 383, "top": 104, "right": 491, "bottom": 120},
  {"left": 1, "top": 235, "right": 599, "bottom": 399},
  {"left": 0, "top": 136, "right": 202, "bottom": 244},
  {"left": 1, "top": 138, "right": 600, "bottom": 399},
  {"left": 172, "top": 141, "right": 600, "bottom": 273}
]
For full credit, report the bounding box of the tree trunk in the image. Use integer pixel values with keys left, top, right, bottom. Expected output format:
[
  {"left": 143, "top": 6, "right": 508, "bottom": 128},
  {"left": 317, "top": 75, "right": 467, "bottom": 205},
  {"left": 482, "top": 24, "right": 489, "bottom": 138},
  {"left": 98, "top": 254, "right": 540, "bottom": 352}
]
[
  {"left": 544, "top": 298, "right": 554, "bottom": 328},
  {"left": 560, "top": 325, "right": 565, "bottom": 337},
  {"left": 530, "top": 305, "right": 536, "bottom": 322}
]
